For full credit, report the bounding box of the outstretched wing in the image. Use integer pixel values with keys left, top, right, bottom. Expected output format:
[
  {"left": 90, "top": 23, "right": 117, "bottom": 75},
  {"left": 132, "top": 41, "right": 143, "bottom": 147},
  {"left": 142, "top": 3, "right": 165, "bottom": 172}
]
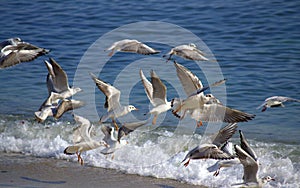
[
  {"left": 90, "top": 72, "right": 121, "bottom": 111},
  {"left": 174, "top": 61, "right": 203, "bottom": 96}
]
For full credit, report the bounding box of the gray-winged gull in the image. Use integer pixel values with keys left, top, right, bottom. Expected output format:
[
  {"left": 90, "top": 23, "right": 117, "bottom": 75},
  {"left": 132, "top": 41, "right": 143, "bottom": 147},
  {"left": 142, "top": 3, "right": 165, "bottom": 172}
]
[
  {"left": 232, "top": 130, "right": 275, "bottom": 187},
  {"left": 163, "top": 43, "right": 209, "bottom": 62},
  {"left": 0, "top": 37, "right": 49, "bottom": 69},
  {"left": 172, "top": 61, "right": 255, "bottom": 126},
  {"left": 257, "top": 96, "right": 300, "bottom": 112},
  {"left": 90, "top": 72, "right": 138, "bottom": 130},
  {"left": 140, "top": 69, "right": 172, "bottom": 125},
  {"left": 64, "top": 114, "right": 108, "bottom": 165},
  {"left": 181, "top": 123, "right": 237, "bottom": 167}
]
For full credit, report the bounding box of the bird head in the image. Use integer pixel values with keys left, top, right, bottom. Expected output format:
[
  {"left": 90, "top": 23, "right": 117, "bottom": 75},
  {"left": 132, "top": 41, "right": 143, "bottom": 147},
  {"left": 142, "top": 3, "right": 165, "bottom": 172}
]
[
  {"left": 262, "top": 176, "right": 275, "bottom": 183},
  {"left": 128, "top": 105, "right": 138, "bottom": 112}
]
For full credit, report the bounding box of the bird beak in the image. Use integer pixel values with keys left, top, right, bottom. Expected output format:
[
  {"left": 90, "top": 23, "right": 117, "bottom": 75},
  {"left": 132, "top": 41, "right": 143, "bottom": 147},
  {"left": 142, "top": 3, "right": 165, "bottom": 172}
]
[
  {"left": 271, "top": 178, "right": 275, "bottom": 181},
  {"left": 135, "top": 108, "right": 139, "bottom": 111}
]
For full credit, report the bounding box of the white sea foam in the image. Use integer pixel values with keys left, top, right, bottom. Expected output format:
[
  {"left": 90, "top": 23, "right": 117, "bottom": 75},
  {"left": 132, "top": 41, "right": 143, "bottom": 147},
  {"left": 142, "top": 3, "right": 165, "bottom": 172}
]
[{"left": 0, "top": 118, "right": 299, "bottom": 187}]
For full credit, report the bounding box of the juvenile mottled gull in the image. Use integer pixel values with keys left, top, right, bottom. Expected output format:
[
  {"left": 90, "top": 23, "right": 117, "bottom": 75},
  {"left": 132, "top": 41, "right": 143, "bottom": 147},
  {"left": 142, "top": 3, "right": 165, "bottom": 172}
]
[
  {"left": 181, "top": 123, "right": 237, "bottom": 167},
  {"left": 64, "top": 114, "right": 108, "bottom": 165},
  {"left": 172, "top": 61, "right": 255, "bottom": 126},
  {"left": 163, "top": 43, "right": 209, "bottom": 62},
  {"left": 0, "top": 37, "right": 49, "bottom": 69},
  {"left": 232, "top": 130, "right": 275, "bottom": 187},
  {"left": 257, "top": 96, "right": 300, "bottom": 112},
  {"left": 105, "top": 39, "right": 160, "bottom": 56},
  {"left": 140, "top": 69, "right": 172, "bottom": 125},
  {"left": 90, "top": 72, "right": 138, "bottom": 130}
]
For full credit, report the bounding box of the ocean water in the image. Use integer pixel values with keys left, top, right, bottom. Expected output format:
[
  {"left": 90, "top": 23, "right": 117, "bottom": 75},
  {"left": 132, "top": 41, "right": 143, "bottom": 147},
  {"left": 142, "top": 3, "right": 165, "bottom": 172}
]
[{"left": 0, "top": 1, "right": 299, "bottom": 187}]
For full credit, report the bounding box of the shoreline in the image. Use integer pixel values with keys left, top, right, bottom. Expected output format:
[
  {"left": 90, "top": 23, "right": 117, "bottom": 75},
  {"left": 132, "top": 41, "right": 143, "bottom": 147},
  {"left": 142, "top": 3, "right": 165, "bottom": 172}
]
[{"left": 0, "top": 152, "right": 205, "bottom": 188}]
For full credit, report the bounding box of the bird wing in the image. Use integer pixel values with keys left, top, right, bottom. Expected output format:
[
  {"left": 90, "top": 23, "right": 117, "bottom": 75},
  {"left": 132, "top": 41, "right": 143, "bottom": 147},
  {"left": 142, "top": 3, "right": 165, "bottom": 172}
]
[
  {"left": 54, "top": 99, "right": 85, "bottom": 119},
  {"left": 191, "top": 103, "right": 255, "bottom": 123},
  {"left": 239, "top": 130, "right": 258, "bottom": 161},
  {"left": 117, "top": 120, "right": 147, "bottom": 142},
  {"left": 0, "top": 42, "right": 49, "bottom": 69},
  {"left": 72, "top": 114, "right": 93, "bottom": 143},
  {"left": 174, "top": 61, "right": 203, "bottom": 96},
  {"left": 90, "top": 72, "right": 121, "bottom": 111},
  {"left": 48, "top": 58, "right": 69, "bottom": 92},
  {"left": 139, "top": 69, "right": 154, "bottom": 105},
  {"left": 120, "top": 41, "right": 159, "bottom": 55},
  {"left": 185, "top": 144, "right": 235, "bottom": 161},
  {"left": 178, "top": 48, "right": 208, "bottom": 61},
  {"left": 211, "top": 123, "right": 238, "bottom": 147},
  {"left": 234, "top": 145, "right": 259, "bottom": 183},
  {"left": 151, "top": 70, "right": 168, "bottom": 105}
]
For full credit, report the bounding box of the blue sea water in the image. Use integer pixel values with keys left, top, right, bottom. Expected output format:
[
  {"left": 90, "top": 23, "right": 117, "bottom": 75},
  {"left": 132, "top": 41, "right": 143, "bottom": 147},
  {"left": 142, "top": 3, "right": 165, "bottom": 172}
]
[{"left": 0, "top": 1, "right": 299, "bottom": 187}]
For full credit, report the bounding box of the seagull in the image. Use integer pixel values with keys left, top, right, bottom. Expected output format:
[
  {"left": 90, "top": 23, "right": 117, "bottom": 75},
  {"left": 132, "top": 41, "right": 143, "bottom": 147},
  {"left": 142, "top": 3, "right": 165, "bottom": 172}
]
[
  {"left": 64, "top": 114, "right": 108, "bottom": 165},
  {"left": 257, "top": 96, "right": 300, "bottom": 112},
  {"left": 44, "top": 58, "right": 82, "bottom": 100},
  {"left": 100, "top": 124, "right": 127, "bottom": 156},
  {"left": 100, "top": 120, "right": 147, "bottom": 157},
  {"left": 105, "top": 39, "right": 160, "bottom": 56},
  {"left": 90, "top": 72, "right": 138, "bottom": 130},
  {"left": 181, "top": 123, "right": 237, "bottom": 167},
  {"left": 207, "top": 141, "right": 241, "bottom": 176},
  {"left": 233, "top": 130, "right": 275, "bottom": 187},
  {"left": 0, "top": 37, "right": 49, "bottom": 69},
  {"left": 163, "top": 43, "right": 209, "bottom": 62},
  {"left": 172, "top": 61, "right": 255, "bottom": 126},
  {"left": 139, "top": 69, "right": 172, "bottom": 125}
]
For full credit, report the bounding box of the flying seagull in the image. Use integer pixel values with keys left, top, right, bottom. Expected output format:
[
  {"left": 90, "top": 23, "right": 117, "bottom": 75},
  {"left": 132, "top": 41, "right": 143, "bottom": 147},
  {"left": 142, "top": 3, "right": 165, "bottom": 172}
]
[
  {"left": 0, "top": 37, "right": 49, "bottom": 69},
  {"left": 163, "top": 43, "right": 209, "bottom": 62},
  {"left": 172, "top": 61, "right": 255, "bottom": 126},
  {"left": 232, "top": 130, "right": 275, "bottom": 187},
  {"left": 90, "top": 72, "right": 138, "bottom": 130},
  {"left": 181, "top": 123, "right": 237, "bottom": 167},
  {"left": 105, "top": 39, "right": 160, "bottom": 56},
  {"left": 257, "top": 96, "right": 300, "bottom": 112},
  {"left": 139, "top": 69, "right": 172, "bottom": 125},
  {"left": 44, "top": 58, "right": 82, "bottom": 100},
  {"left": 64, "top": 114, "right": 108, "bottom": 165}
]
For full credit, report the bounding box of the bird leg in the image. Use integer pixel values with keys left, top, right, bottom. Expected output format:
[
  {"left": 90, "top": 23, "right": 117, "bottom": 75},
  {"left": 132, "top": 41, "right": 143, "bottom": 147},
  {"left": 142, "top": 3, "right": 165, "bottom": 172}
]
[
  {"left": 180, "top": 110, "right": 187, "bottom": 120},
  {"left": 183, "top": 159, "right": 190, "bottom": 167},
  {"left": 112, "top": 118, "right": 119, "bottom": 131},
  {"left": 108, "top": 50, "right": 114, "bottom": 56},
  {"left": 172, "top": 104, "right": 182, "bottom": 115},
  {"left": 152, "top": 115, "right": 158, "bottom": 125},
  {"left": 76, "top": 152, "right": 84, "bottom": 165},
  {"left": 197, "top": 121, "right": 203, "bottom": 127},
  {"left": 213, "top": 168, "right": 220, "bottom": 176}
]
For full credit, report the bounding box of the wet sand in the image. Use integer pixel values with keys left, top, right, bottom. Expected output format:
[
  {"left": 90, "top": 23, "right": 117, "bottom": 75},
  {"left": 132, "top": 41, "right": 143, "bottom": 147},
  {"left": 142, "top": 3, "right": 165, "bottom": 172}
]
[{"left": 0, "top": 152, "right": 205, "bottom": 188}]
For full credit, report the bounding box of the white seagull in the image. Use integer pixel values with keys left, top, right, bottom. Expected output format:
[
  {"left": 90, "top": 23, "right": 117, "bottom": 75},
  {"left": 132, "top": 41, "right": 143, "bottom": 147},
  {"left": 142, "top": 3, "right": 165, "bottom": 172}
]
[
  {"left": 232, "top": 130, "right": 275, "bottom": 187},
  {"left": 163, "top": 43, "right": 209, "bottom": 62},
  {"left": 105, "top": 39, "right": 160, "bottom": 56},
  {"left": 101, "top": 120, "right": 147, "bottom": 156},
  {"left": 139, "top": 69, "right": 172, "bottom": 125},
  {"left": 90, "top": 72, "right": 138, "bottom": 130},
  {"left": 0, "top": 37, "right": 49, "bottom": 69},
  {"left": 44, "top": 58, "right": 82, "bottom": 100},
  {"left": 64, "top": 114, "right": 108, "bottom": 165},
  {"left": 257, "top": 96, "right": 300, "bottom": 112},
  {"left": 181, "top": 123, "right": 237, "bottom": 167},
  {"left": 172, "top": 61, "right": 255, "bottom": 126}
]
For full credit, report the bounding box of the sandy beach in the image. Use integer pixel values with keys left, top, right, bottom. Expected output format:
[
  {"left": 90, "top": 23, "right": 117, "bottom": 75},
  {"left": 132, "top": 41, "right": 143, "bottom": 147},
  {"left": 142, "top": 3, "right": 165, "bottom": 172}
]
[{"left": 0, "top": 152, "right": 204, "bottom": 188}]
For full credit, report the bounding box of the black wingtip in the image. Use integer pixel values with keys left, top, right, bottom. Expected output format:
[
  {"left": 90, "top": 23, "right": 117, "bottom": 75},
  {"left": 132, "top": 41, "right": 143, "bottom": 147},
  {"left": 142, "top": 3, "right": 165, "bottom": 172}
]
[{"left": 63, "top": 147, "right": 73, "bottom": 155}]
